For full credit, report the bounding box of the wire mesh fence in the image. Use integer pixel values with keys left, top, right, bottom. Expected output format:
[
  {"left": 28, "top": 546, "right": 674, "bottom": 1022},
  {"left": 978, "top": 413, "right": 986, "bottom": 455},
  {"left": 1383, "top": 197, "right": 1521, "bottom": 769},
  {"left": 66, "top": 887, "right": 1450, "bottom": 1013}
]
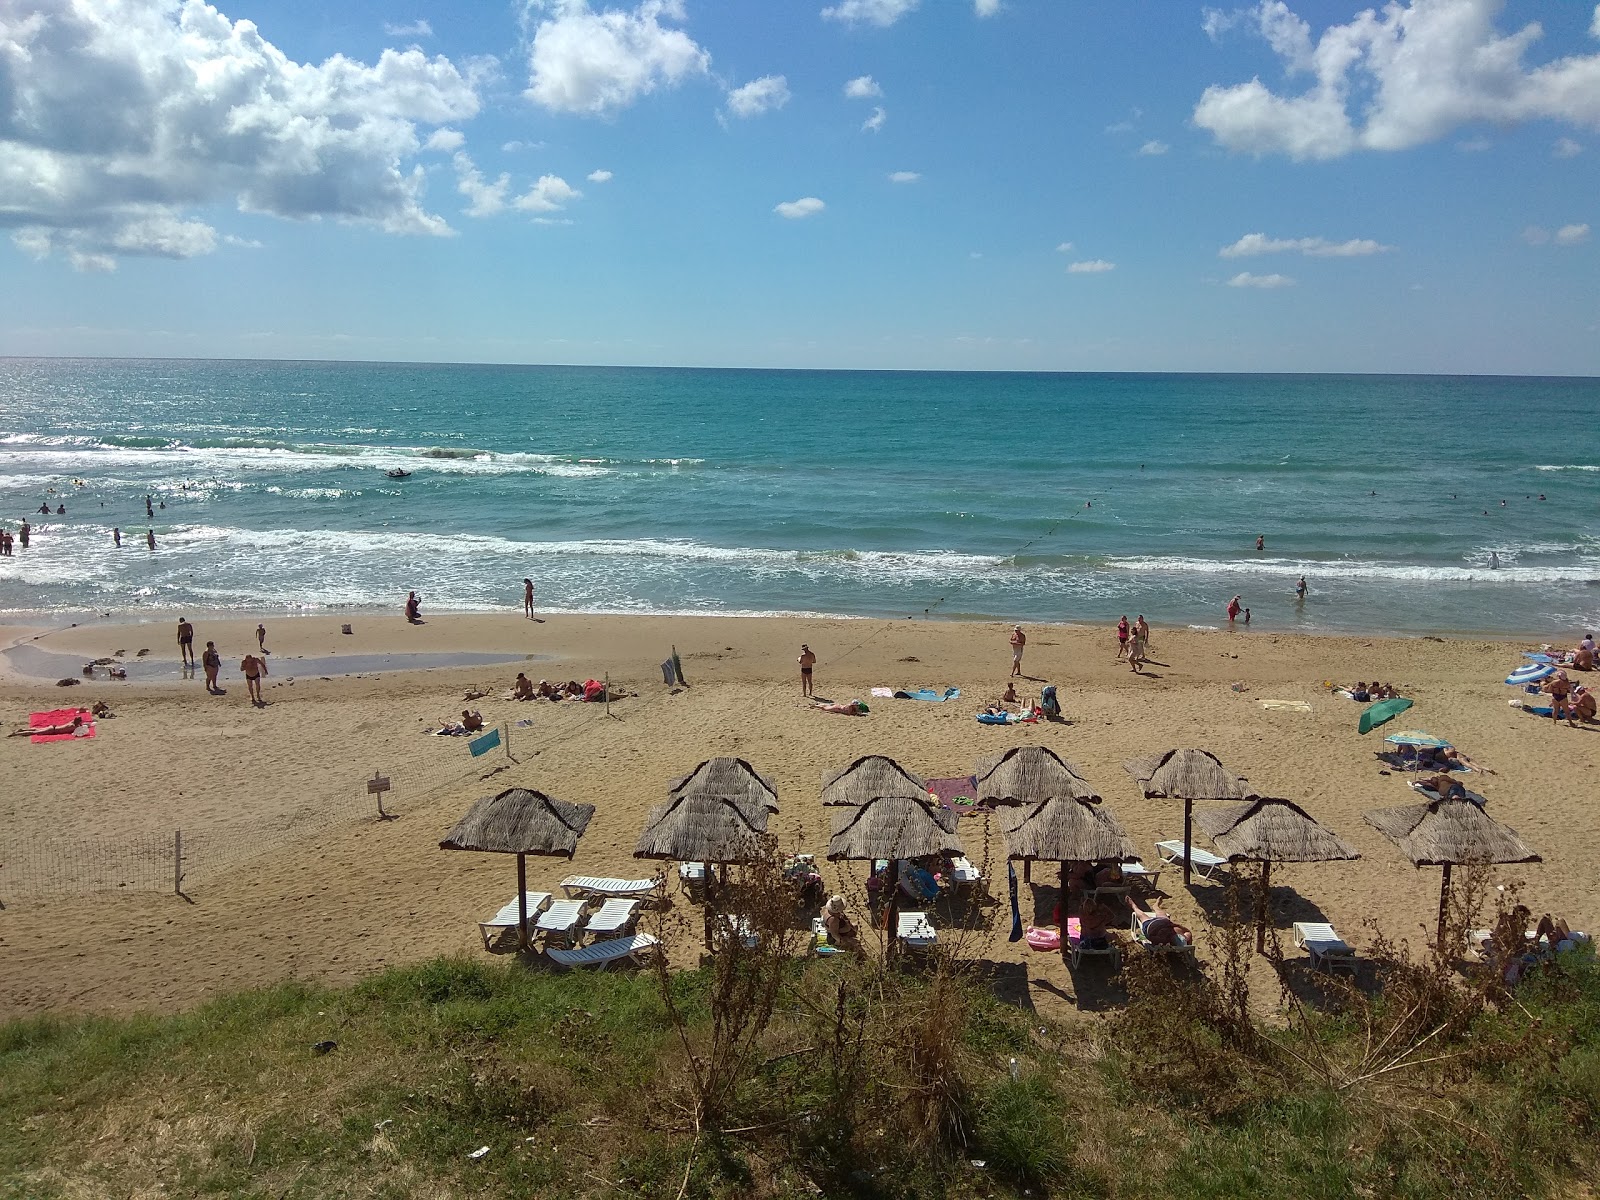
[{"left": 0, "top": 721, "right": 519, "bottom": 908}]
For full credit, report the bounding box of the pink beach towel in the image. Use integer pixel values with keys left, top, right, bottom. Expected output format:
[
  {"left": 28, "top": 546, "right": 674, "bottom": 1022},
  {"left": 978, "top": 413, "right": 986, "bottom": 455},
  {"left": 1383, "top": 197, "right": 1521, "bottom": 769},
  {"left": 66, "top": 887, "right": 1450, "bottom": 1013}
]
[{"left": 29, "top": 707, "right": 95, "bottom": 743}]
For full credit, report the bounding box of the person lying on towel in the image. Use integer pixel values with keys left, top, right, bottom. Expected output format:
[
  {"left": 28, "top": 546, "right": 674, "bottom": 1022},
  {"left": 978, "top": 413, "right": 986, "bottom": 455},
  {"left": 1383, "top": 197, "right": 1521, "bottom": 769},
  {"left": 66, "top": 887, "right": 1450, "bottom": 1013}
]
[{"left": 10, "top": 715, "right": 85, "bottom": 737}]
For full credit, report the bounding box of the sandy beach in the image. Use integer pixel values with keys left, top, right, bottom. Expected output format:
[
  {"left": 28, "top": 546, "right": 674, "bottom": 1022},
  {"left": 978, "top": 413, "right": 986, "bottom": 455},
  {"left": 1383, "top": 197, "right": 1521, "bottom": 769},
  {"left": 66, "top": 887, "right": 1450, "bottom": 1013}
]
[{"left": 2, "top": 609, "right": 1595, "bottom": 1020}]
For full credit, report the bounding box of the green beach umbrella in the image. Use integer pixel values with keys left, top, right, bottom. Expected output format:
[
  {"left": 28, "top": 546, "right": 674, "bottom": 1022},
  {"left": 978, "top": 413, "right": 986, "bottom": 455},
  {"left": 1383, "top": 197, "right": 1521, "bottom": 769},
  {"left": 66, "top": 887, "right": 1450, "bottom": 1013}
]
[{"left": 1358, "top": 697, "right": 1413, "bottom": 734}]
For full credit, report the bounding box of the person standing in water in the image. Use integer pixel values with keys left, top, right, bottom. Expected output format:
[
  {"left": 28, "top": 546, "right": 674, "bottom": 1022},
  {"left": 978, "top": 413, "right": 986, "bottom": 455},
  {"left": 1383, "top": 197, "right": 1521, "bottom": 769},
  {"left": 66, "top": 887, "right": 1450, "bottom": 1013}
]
[
  {"left": 1256, "top": 534, "right": 1265, "bottom": 551},
  {"left": 1489, "top": 551, "right": 1500, "bottom": 569},
  {"left": 1295, "top": 576, "right": 1307, "bottom": 601},
  {"left": 19, "top": 519, "right": 30, "bottom": 548},
  {"left": 1227, "top": 595, "right": 1243, "bottom": 626},
  {"left": 146, "top": 527, "right": 156, "bottom": 550},
  {"left": 523, "top": 577, "right": 535, "bottom": 619},
  {"left": 113, "top": 526, "right": 121, "bottom": 547}
]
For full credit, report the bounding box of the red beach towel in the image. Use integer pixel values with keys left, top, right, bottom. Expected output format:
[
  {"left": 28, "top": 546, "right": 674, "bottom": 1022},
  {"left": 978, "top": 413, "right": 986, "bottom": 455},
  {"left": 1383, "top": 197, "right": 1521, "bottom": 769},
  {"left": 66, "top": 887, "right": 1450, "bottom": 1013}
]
[
  {"left": 927, "top": 775, "right": 981, "bottom": 813},
  {"left": 29, "top": 707, "right": 96, "bottom": 743}
]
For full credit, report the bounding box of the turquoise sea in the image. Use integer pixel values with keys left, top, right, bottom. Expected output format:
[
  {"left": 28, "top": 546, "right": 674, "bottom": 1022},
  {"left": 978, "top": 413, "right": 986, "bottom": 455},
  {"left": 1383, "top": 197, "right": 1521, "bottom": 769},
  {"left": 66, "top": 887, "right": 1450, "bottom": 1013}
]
[{"left": 1, "top": 359, "right": 1598, "bottom": 637}]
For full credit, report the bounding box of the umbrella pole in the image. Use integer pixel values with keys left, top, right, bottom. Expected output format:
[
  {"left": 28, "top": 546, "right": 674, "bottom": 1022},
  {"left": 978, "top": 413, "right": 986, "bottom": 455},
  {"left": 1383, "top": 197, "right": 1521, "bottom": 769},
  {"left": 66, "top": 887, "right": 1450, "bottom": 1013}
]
[
  {"left": 886, "top": 860, "right": 901, "bottom": 965},
  {"left": 517, "top": 853, "right": 529, "bottom": 953},
  {"left": 1183, "top": 799, "right": 1193, "bottom": 887},
  {"left": 1437, "top": 863, "right": 1452, "bottom": 948},
  {"left": 1256, "top": 860, "right": 1270, "bottom": 953}
]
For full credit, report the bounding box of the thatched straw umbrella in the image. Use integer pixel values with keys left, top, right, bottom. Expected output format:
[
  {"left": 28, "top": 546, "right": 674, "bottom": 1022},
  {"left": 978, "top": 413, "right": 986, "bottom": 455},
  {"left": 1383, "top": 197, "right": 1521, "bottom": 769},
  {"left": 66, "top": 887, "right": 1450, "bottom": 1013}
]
[
  {"left": 977, "top": 745, "right": 1100, "bottom": 884},
  {"left": 440, "top": 787, "right": 596, "bottom": 951},
  {"left": 820, "top": 755, "right": 927, "bottom": 806},
  {"left": 633, "top": 793, "right": 774, "bottom": 864},
  {"left": 669, "top": 756, "right": 780, "bottom": 811},
  {"left": 827, "top": 794, "right": 963, "bottom": 960},
  {"left": 1192, "top": 797, "right": 1360, "bottom": 951},
  {"left": 1124, "top": 748, "right": 1257, "bottom": 886},
  {"left": 1364, "top": 793, "right": 1541, "bottom": 944}
]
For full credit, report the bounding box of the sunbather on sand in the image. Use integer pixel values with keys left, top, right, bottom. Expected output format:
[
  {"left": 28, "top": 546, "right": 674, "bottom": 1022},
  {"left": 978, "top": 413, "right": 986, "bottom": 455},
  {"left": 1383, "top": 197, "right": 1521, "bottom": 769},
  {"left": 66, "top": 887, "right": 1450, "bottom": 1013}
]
[
  {"left": 1570, "top": 686, "right": 1596, "bottom": 724},
  {"left": 511, "top": 672, "right": 534, "bottom": 700},
  {"left": 1420, "top": 772, "right": 1467, "bottom": 799},
  {"left": 1077, "top": 897, "right": 1115, "bottom": 950},
  {"left": 823, "top": 895, "right": 863, "bottom": 955},
  {"left": 10, "top": 715, "right": 84, "bottom": 737},
  {"left": 814, "top": 699, "right": 868, "bottom": 715}
]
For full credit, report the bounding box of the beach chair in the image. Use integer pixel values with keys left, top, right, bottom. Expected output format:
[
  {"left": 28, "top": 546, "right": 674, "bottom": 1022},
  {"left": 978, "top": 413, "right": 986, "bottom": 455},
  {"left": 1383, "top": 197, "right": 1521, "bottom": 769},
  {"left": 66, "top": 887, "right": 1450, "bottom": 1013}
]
[
  {"left": 546, "top": 933, "right": 662, "bottom": 971},
  {"left": 582, "top": 898, "right": 642, "bottom": 941},
  {"left": 949, "top": 855, "right": 983, "bottom": 893},
  {"left": 534, "top": 898, "right": 587, "bottom": 946},
  {"left": 1065, "top": 916, "right": 1121, "bottom": 970},
  {"left": 477, "top": 891, "right": 551, "bottom": 950},
  {"left": 1155, "top": 840, "right": 1230, "bottom": 882},
  {"left": 560, "top": 875, "right": 659, "bottom": 900},
  {"left": 897, "top": 910, "right": 938, "bottom": 951},
  {"left": 1292, "top": 921, "right": 1357, "bottom": 973},
  {"left": 1085, "top": 881, "right": 1131, "bottom": 907},
  {"left": 715, "top": 913, "right": 760, "bottom": 950},
  {"left": 678, "top": 861, "right": 707, "bottom": 889},
  {"left": 1129, "top": 908, "right": 1196, "bottom": 961},
  {"left": 1121, "top": 859, "right": 1163, "bottom": 893}
]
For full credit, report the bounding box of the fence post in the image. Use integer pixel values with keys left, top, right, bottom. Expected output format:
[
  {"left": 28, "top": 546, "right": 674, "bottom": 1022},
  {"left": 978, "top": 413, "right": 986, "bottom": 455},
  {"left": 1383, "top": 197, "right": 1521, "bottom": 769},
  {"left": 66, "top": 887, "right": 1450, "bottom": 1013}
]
[
  {"left": 173, "top": 830, "right": 183, "bottom": 895},
  {"left": 503, "top": 721, "right": 512, "bottom": 761},
  {"left": 605, "top": 673, "right": 611, "bottom": 719}
]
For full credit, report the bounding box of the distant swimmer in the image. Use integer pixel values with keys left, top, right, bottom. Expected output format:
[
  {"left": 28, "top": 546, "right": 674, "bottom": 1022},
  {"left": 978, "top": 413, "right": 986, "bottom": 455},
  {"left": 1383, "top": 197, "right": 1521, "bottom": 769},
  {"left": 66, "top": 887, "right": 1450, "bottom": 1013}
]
[
  {"left": 158, "top": 500, "right": 165, "bottom": 510},
  {"left": 37, "top": 503, "right": 49, "bottom": 515},
  {"left": 1501, "top": 499, "right": 1507, "bottom": 507},
  {"left": 1256, "top": 534, "right": 1265, "bottom": 552},
  {"left": 1539, "top": 494, "right": 1547, "bottom": 501},
  {"left": 1296, "top": 576, "right": 1307, "bottom": 600},
  {"left": 1490, "top": 551, "right": 1500, "bottom": 569},
  {"left": 113, "top": 527, "right": 121, "bottom": 547},
  {"left": 523, "top": 577, "right": 535, "bottom": 619},
  {"left": 146, "top": 527, "right": 155, "bottom": 550},
  {"left": 19, "top": 519, "right": 30, "bottom": 548}
]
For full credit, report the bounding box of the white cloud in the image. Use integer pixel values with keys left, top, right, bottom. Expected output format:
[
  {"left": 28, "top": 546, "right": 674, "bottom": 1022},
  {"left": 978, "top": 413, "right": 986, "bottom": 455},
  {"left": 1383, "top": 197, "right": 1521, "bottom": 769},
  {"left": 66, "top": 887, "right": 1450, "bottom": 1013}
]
[
  {"left": 822, "top": 0, "right": 918, "bottom": 27},
  {"left": 384, "top": 19, "right": 434, "bottom": 38},
  {"left": 1, "top": 0, "right": 479, "bottom": 268},
  {"left": 888, "top": 170, "right": 920, "bottom": 182},
  {"left": 1055, "top": 241, "right": 1074, "bottom": 252},
  {"left": 1523, "top": 224, "right": 1551, "bottom": 245},
  {"left": 1220, "top": 232, "right": 1392, "bottom": 257},
  {"left": 1594, "top": 3, "right": 1600, "bottom": 40},
  {"left": 1195, "top": 0, "right": 1600, "bottom": 161},
  {"left": 974, "top": 0, "right": 1001, "bottom": 16},
  {"left": 724, "top": 74, "right": 790, "bottom": 119},
  {"left": 514, "top": 174, "right": 582, "bottom": 214},
  {"left": 1556, "top": 223, "right": 1591, "bottom": 246},
  {"left": 1554, "top": 137, "right": 1583, "bottom": 158},
  {"left": 587, "top": 168, "right": 614, "bottom": 182},
  {"left": 844, "top": 75, "right": 882, "bottom": 99},
  {"left": 426, "top": 128, "right": 467, "bottom": 152},
  {"left": 452, "top": 153, "right": 511, "bottom": 217},
  {"left": 1228, "top": 271, "right": 1295, "bottom": 288},
  {"left": 1067, "top": 259, "right": 1115, "bottom": 273},
  {"left": 1138, "top": 140, "right": 1169, "bottom": 156},
  {"left": 862, "top": 106, "right": 887, "bottom": 133},
  {"left": 501, "top": 139, "right": 546, "bottom": 152},
  {"left": 523, "top": 0, "right": 710, "bottom": 117},
  {"left": 775, "top": 196, "right": 825, "bottom": 219},
  {"left": 223, "top": 234, "right": 263, "bottom": 249}
]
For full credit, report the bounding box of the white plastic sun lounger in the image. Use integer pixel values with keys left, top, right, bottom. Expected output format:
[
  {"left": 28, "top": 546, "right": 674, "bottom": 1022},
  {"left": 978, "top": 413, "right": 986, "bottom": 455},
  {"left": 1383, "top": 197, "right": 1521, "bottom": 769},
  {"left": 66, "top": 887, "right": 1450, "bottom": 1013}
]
[
  {"left": 534, "top": 898, "right": 587, "bottom": 945},
  {"left": 1121, "top": 859, "right": 1163, "bottom": 892},
  {"left": 1293, "top": 921, "right": 1357, "bottom": 972},
  {"left": 949, "top": 856, "right": 982, "bottom": 890},
  {"left": 1155, "top": 840, "right": 1230, "bottom": 881},
  {"left": 897, "top": 910, "right": 938, "bottom": 950},
  {"left": 1129, "top": 906, "right": 1197, "bottom": 961},
  {"left": 582, "top": 898, "right": 642, "bottom": 941},
  {"left": 478, "top": 891, "right": 552, "bottom": 949},
  {"left": 678, "top": 861, "right": 706, "bottom": 884},
  {"left": 560, "top": 875, "right": 659, "bottom": 900},
  {"left": 546, "top": 932, "right": 662, "bottom": 971}
]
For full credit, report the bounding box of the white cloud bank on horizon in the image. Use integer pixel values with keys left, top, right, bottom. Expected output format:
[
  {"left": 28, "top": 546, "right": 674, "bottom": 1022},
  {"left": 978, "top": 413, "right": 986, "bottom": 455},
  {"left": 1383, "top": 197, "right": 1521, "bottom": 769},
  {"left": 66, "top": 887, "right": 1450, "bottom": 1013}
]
[
  {"left": 775, "top": 196, "right": 825, "bottom": 219},
  {"left": 1195, "top": 0, "right": 1600, "bottom": 161},
  {"left": 724, "top": 74, "right": 790, "bottom": 119},
  {"left": 1, "top": 0, "right": 480, "bottom": 270},
  {"left": 822, "top": 0, "right": 918, "bottom": 28},
  {"left": 1228, "top": 271, "right": 1295, "bottom": 288},
  {"left": 522, "top": 0, "right": 710, "bottom": 117},
  {"left": 1220, "top": 232, "right": 1392, "bottom": 257},
  {"left": 1067, "top": 259, "right": 1115, "bottom": 273}
]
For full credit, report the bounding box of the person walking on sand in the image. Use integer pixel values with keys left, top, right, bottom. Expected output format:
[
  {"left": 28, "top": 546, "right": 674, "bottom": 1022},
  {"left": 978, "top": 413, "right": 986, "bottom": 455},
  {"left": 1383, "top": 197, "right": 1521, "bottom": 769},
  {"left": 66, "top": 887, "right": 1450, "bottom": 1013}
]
[
  {"left": 1115, "top": 616, "right": 1130, "bottom": 660},
  {"left": 1010, "top": 625, "right": 1026, "bottom": 677},
  {"left": 202, "top": 641, "right": 222, "bottom": 693},
  {"left": 1136, "top": 614, "right": 1150, "bottom": 648},
  {"left": 1127, "top": 625, "right": 1147, "bottom": 673},
  {"left": 523, "top": 577, "right": 535, "bottom": 619},
  {"left": 1227, "top": 595, "right": 1242, "bottom": 626},
  {"left": 256, "top": 623, "right": 267, "bottom": 653},
  {"left": 240, "top": 651, "right": 267, "bottom": 706},
  {"left": 176, "top": 617, "right": 195, "bottom": 666},
  {"left": 799, "top": 644, "right": 817, "bottom": 697}
]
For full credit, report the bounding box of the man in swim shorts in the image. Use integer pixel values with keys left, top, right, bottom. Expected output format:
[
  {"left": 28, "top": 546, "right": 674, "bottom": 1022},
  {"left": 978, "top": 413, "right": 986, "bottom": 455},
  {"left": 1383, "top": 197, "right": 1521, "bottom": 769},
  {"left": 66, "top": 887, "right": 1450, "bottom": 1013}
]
[
  {"left": 240, "top": 652, "right": 267, "bottom": 707},
  {"left": 799, "top": 644, "right": 816, "bottom": 697},
  {"left": 1010, "top": 625, "right": 1026, "bottom": 677},
  {"left": 176, "top": 617, "right": 195, "bottom": 666}
]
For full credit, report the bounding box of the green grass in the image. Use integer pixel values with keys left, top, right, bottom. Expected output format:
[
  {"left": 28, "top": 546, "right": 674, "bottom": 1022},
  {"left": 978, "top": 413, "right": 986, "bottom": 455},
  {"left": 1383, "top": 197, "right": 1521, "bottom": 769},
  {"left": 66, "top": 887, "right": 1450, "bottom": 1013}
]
[{"left": 3, "top": 953, "right": 1600, "bottom": 1198}]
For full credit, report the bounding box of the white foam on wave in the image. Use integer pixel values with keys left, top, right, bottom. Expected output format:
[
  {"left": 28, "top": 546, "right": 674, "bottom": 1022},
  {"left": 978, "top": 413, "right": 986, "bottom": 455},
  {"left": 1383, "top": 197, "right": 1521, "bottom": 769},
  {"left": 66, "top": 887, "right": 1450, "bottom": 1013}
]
[
  {"left": 1534, "top": 464, "right": 1600, "bottom": 472},
  {"left": 1105, "top": 554, "right": 1600, "bottom": 584}
]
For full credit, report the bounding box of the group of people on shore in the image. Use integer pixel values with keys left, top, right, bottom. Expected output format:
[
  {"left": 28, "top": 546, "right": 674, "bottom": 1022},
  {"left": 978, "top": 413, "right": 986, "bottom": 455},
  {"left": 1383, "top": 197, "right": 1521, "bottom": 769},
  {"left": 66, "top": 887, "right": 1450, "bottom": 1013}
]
[{"left": 177, "top": 617, "right": 270, "bottom": 706}]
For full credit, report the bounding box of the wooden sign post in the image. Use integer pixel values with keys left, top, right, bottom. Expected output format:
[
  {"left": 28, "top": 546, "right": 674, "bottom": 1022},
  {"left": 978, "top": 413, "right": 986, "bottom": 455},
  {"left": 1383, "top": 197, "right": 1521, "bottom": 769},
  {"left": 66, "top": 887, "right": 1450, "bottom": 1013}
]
[{"left": 367, "top": 771, "right": 394, "bottom": 820}]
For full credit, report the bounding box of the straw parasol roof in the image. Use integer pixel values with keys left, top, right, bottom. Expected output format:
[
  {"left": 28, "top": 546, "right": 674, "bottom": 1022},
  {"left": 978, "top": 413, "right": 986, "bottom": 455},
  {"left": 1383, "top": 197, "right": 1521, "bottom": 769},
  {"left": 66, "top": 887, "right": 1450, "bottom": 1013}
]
[
  {"left": 826, "top": 794, "right": 962, "bottom": 861},
  {"left": 999, "top": 796, "right": 1137, "bottom": 864},
  {"left": 668, "top": 756, "right": 779, "bottom": 811},
  {"left": 1363, "top": 795, "right": 1540, "bottom": 868},
  {"left": 634, "top": 793, "right": 773, "bottom": 863},
  {"left": 1123, "top": 748, "right": 1256, "bottom": 799},
  {"left": 820, "top": 755, "right": 927, "bottom": 807},
  {"left": 439, "top": 787, "right": 595, "bottom": 857},
  {"left": 1193, "top": 797, "right": 1360, "bottom": 864},
  {"left": 975, "top": 745, "right": 1098, "bottom": 804}
]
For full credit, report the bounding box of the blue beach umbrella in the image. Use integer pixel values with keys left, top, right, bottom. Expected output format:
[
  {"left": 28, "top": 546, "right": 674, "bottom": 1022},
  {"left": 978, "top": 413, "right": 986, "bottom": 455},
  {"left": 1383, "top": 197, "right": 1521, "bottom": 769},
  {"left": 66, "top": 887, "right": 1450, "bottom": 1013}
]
[
  {"left": 1383, "top": 730, "right": 1451, "bottom": 750},
  {"left": 1505, "top": 663, "right": 1554, "bottom": 686}
]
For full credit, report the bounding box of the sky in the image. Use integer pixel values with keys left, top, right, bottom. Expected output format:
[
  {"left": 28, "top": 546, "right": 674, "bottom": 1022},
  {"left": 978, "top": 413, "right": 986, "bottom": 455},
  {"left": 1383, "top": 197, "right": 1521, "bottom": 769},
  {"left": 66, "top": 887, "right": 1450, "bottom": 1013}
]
[{"left": 1, "top": 0, "right": 1598, "bottom": 374}]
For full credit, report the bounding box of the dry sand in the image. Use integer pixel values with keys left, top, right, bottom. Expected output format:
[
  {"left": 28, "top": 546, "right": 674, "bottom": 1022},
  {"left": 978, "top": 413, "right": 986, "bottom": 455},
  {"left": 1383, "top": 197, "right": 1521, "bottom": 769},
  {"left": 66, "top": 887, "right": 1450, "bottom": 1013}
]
[{"left": 2, "top": 610, "right": 1595, "bottom": 1020}]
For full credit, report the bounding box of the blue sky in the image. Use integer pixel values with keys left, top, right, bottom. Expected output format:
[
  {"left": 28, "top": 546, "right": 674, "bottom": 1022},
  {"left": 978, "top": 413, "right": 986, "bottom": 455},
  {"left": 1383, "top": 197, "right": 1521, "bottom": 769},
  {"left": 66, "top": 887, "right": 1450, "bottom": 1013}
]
[{"left": 2, "top": 0, "right": 1597, "bottom": 373}]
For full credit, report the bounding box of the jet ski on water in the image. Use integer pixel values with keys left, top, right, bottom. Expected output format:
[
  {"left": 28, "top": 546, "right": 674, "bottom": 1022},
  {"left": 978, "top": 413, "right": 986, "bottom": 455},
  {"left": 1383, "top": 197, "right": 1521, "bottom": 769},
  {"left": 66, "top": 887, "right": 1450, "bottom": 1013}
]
[{"left": 386, "top": 469, "right": 412, "bottom": 479}]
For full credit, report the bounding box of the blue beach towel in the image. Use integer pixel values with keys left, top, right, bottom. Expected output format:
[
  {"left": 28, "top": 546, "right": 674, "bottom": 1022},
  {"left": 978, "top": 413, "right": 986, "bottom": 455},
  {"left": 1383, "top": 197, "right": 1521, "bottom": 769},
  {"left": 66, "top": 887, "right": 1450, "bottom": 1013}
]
[
  {"left": 895, "top": 687, "right": 961, "bottom": 702},
  {"left": 468, "top": 727, "right": 501, "bottom": 757}
]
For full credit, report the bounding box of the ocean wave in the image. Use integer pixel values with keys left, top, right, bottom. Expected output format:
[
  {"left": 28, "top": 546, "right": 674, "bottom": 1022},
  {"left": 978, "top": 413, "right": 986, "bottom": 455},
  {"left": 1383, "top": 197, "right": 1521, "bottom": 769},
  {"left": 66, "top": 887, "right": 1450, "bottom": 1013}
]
[
  {"left": 1533, "top": 464, "right": 1600, "bottom": 472},
  {"left": 1103, "top": 554, "right": 1600, "bottom": 584}
]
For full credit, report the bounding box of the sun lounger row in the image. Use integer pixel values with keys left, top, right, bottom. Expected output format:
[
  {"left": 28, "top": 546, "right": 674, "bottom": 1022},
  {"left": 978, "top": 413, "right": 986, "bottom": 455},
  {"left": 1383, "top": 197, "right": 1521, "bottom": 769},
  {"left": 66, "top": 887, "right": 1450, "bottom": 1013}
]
[{"left": 477, "top": 892, "right": 644, "bottom": 949}]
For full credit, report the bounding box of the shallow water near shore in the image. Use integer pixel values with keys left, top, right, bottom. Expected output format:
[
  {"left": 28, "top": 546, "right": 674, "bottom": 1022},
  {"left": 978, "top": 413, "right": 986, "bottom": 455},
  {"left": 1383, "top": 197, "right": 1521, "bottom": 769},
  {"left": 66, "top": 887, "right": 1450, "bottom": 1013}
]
[{"left": 2, "top": 359, "right": 1598, "bottom": 636}]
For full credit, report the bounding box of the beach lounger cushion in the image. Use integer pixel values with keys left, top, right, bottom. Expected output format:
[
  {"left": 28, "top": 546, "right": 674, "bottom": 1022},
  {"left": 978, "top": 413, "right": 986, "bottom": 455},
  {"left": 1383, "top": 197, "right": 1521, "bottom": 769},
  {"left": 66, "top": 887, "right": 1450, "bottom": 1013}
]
[
  {"left": 560, "top": 875, "right": 659, "bottom": 899},
  {"left": 583, "top": 898, "right": 642, "bottom": 940},
  {"left": 1154, "top": 840, "right": 1230, "bottom": 880},
  {"left": 478, "top": 891, "right": 552, "bottom": 949},
  {"left": 546, "top": 933, "right": 662, "bottom": 970},
  {"left": 1293, "top": 921, "right": 1356, "bottom": 971}
]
